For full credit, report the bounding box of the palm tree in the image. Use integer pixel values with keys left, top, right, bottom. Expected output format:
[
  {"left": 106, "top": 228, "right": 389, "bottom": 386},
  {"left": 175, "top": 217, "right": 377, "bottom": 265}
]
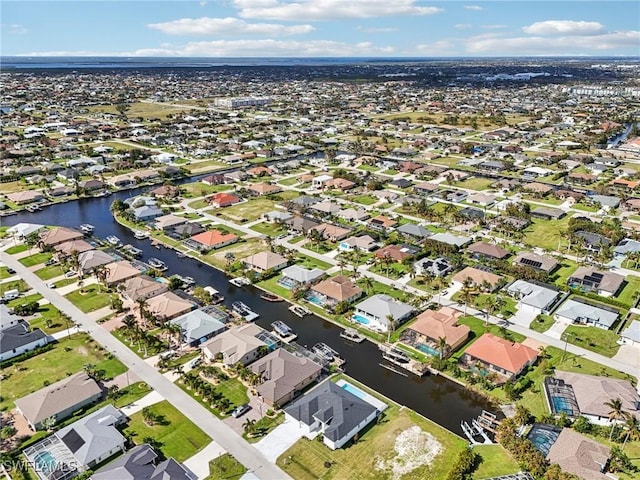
[
  {"left": 621, "top": 415, "right": 640, "bottom": 451},
  {"left": 361, "top": 276, "right": 374, "bottom": 295},
  {"left": 385, "top": 314, "right": 395, "bottom": 343},
  {"left": 224, "top": 252, "right": 235, "bottom": 271},
  {"left": 122, "top": 315, "right": 137, "bottom": 344},
  {"left": 135, "top": 297, "right": 151, "bottom": 328},
  {"left": 243, "top": 418, "right": 256, "bottom": 437},
  {"left": 461, "top": 277, "right": 475, "bottom": 316},
  {"left": 164, "top": 322, "right": 182, "bottom": 352},
  {"left": 605, "top": 398, "right": 628, "bottom": 441},
  {"left": 436, "top": 336, "right": 449, "bottom": 359}
]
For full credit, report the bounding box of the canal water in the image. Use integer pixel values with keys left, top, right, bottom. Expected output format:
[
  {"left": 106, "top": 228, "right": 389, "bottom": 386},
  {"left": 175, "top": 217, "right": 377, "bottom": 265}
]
[{"left": 3, "top": 189, "right": 494, "bottom": 435}]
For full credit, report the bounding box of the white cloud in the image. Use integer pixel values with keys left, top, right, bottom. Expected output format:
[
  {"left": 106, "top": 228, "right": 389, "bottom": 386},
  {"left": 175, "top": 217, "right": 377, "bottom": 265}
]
[
  {"left": 147, "top": 17, "right": 314, "bottom": 36},
  {"left": 465, "top": 30, "right": 640, "bottom": 54},
  {"left": 415, "top": 40, "right": 456, "bottom": 54},
  {"left": 455, "top": 23, "right": 473, "bottom": 30},
  {"left": 19, "top": 39, "right": 395, "bottom": 57},
  {"left": 199, "top": 1, "right": 207, "bottom": 6},
  {"left": 464, "top": 5, "right": 483, "bottom": 11},
  {"left": 522, "top": 20, "right": 604, "bottom": 36},
  {"left": 481, "top": 24, "right": 507, "bottom": 30},
  {"left": 234, "top": 0, "right": 442, "bottom": 21},
  {"left": 356, "top": 25, "right": 397, "bottom": 33},
  {"left": 2, "top": 23, "right": 28, "bottom": 35}
]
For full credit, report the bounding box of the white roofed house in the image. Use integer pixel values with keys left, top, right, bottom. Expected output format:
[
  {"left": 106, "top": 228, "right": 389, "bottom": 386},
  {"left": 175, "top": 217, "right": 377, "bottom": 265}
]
[
  {"left": 278, "top": 265, "right": 325, "bottom": 290},
  {"left": 201, "top": 323, "right": 269, "bottom": 366},
  {"left": 170, "top": 309, "right": 227, "bottom": 347},
  {"left": 505, "top": 280, "right": 562, "bottom": 315},
  {"left": 554, "top": 298, "right": 620, "bottom": 330},
  {"left": 352, "top": 294, "right": 413, "bottom": 332}
]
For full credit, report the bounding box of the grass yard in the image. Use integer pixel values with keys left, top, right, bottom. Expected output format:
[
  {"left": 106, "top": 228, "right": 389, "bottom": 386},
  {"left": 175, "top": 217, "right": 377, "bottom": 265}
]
[
  {"left": 257, "top": 275, "right": 293, "bottom": 300},
  {"left": 0, "top": 279, "right": 28, "bottom": 295},
  {"left": 369, "top": 262, "right": 410, "bottom": 279},
  {"left": 187, "top": 199, "right": 210, "bottom": 210},
  {"left": 350, "top": 194, "right": 378, "bottom": 206},
  {"left": 563, "top": 325, "right": 621, "bottom": 357},
  {"left": 523, "top": 215, "right": 573, "bottom": 251},
  {"left": 471, "top": 445, "right": 520, "bottom": 479},
  {"left": 453, "top": 316, "right": 526, "bottom": 359},
  {"left": 5, "top": 244, "right": 29, "bottom": 254},
  {"left": 277, "top": 376, "right": 467, "bottom": 480},
  {"left": 65, "top": 284, "right": 115, "bottom": 313},
  {"left": 0, "top": 333, "right": 126, "bottom": 411},
  {"left": 550, "top": 260, "right": 579, "bottom": 287},
  {"left": 294, "top": 253, "right": 333, "bottom": 271},
  {"left": 278, "top": 177, "right": 301, "bottom": 186},
  {"left": 203, "top": 238, "right": 265, "bottom": 270},
  {"left": 616, "top": 275, "right": 640, "bottom": 307},
  {"left": 455, "top": 177, "right": 495, "bottom": 191},
  {"left": 244, "top": 412, "right": 285, "bottom": 443},
  {"left": 529, "top": 314, "right": 555, "bottom": 333},
  {"left": 19, "top": 252, "right": 52, "bottom": 267},
  {"left": 181, "top": 182, "right": 232, "bottom": 197},
  {"left": 88, "top": 102, "right": 192, "bottom": 120},
  {"left": 35, "top": 265, "right": 66, "bottom": 280},
  {"left": 217, "top": 197, "right": 285, "bottom": 223},
  {"left": 205, "top": 454, "right": 247, "bottom": 480},
  {"left": 8, "top": 293, "right": 43, "bottom": 308},
  {"left": 216, "top": 377, "right": 250, "bottom": 409},
  {"left": 249, "top": 221, "right": 287, "bottom": 237},
  {"left": 124, "top": 400, "right": 211, "bottom": 462}
]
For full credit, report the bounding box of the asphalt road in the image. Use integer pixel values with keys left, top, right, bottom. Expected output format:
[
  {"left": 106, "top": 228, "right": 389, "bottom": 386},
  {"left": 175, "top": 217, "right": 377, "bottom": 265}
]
[{"left": 1, "top": 251, "right": 291, "bottom": 480}]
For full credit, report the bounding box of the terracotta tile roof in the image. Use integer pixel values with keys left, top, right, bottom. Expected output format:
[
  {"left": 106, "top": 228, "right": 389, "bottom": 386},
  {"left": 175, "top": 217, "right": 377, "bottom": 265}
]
[
  {"left": 409, "top": 307, "right": 470, "bottom": 348},
  {"left": 190, "top": 229, "right": 238, "bottom": 247},
  {"left": 467, "top": 241, "right": 510, "bottom": 259},
  {"left": 464, "top": 333, "right": 538, "bottom": 375},
  {"left": 452, "top": 267, "right": 502, "bottom": 288},
  {"left": 312, "top": 275, "right": 362, "bottom": 302}
]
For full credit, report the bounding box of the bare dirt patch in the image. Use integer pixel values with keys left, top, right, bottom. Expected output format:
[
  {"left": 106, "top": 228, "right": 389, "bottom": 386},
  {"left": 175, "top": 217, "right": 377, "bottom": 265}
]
[{"left": 374, "top": 426, "right": 443, "bottom": 480}]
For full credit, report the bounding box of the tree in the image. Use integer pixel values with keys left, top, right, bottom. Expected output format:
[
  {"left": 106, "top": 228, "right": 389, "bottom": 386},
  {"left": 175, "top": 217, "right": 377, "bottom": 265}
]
[
  {"left": 386, "top": 314, "right": 395, "bottom": 343},
  {"left": 243, "top": 418, "right": 257, "bottom": 437},
  {"left": 621, "top": 415, "right": 640, "bottom": 451},
  {"left": 116, "top": 102, "right": 130, "bottom": 120},
  {"left": 163, "top": 322, "right": 182, "bottom": 352},
  {"left": 41, "top": 416, "right": 57, "bottom": 431},
  {"left": 605, "top": 397, "right": 628, "bottom": 441},
  {"left": 436, "top": 336, "right": 449, "bottom": 359},
  {"left": 460, "top": 277, "right": 475, "bottom": 315},
  {"left": 110, "top": 198, "right": 126, "bottom": 213},
  {"left": 83, "top": 363, "right": 97, "bottom": 379},
  {"left": 142, "top": 406, "right": 157, "bottom": 426}
]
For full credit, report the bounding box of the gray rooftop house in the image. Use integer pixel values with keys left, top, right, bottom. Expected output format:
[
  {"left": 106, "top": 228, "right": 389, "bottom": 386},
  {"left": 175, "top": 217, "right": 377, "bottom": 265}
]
[
  {"left": 92, "top": 444, "right": 196, "bottom": 480},
  {"left": 429, "top": 232, "right": 472, "bottom": 248},
  {"left": 513, "top": 252, "right": 559, "bottom": 273},
  {"left": 263, "top": 210, "right": 293, "bottom": 223},
  {"left": 397, "top": 223, "right": 432, "bottom": 241},
  {"left": 531, "top": 207, "right": 565, "bottom": 220},
  {"left": 133, "top": 205, "right": 164, "bottom": 222},
  {"left": 620, "top": 320, "right": 640, "bottom": 347},
  {"left": 575, "top": 231, "right": 610, "bottom": 252},
  {"left": 554, "top": 298, "right": 619, "bottom": 330},
  {"left": 78, "top": 249, "right": 115, "bottom": 274},
  {"left": 170, "top": 309, "right": 227, "bottom": 347},
  {"left": 567, "top": 266, "right": 625, "bottom": 297},
  {"left": 0, "top": 319, "right": 50, "bottom": 362},
  {"left": 284, "top": 379, "right": 386, "bottom": 450},
  {"left": 589, "top": 194, "right": 620, "bottom": 209},
  {"left": 413, "top": 257, "right": 454, "bottom": 277},
  {"left": 353, "top": 294, "right": 413, "bottom": 332},
  {"left": 614, "top": 238, "right": 640, "bottom": 257},
  {"left": 506, "top": 280, "right": 562, "bottom": 315},
  {"left": 24, "top": 405, "right": 126, "bottom": 480},
  {"left": 278, "top": 265, "right": 324, "bottom": 289}
]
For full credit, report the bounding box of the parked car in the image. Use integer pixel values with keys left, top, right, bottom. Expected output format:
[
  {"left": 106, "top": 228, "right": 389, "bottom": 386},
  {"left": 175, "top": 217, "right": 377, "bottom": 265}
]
[
  {"left": 159, "top": 349, "right": 176, "bottom": 360},
  {"left": 188, "top": 357, "right": 202, "bottom": 369},
  {"left": 44, "top": 259, "right": 56, "bottom": 266},
  {"left": 231, "top": 404, "right": 251, "bottom": 418},
  {"left": 6, "top": 268, "right": 15, "bottom": 274},
  {"left": 46, "top": 282, "right": 56, "bottom": 289},
  {"left": 64, "top": 270, "right": 77, "bottom": 278}
]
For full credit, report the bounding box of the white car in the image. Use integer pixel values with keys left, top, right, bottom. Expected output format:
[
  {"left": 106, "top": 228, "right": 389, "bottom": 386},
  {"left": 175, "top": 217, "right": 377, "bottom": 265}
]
[
  {"left": 46, "top": 282, "right": 56, "bottom": 289},
  {"left": 64, "top": 270, "right": 77, "bottom": 278}
]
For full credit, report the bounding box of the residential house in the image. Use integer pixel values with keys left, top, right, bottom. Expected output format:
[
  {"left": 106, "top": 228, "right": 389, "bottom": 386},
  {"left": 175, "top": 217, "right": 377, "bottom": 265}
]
[
  {"left": 567, "top": 266, "right": 624, "bottom": 297},
  {"left": 6, "top": 191, "right": 45, "bottom": 205},
  {"left": 146, "top": 292, "right": 195, "bottom": 323},
  {"left": 397, "top": 223, "right": 431, "bottom": 242},
  {"left": 15, "top": 373, "right": 101, "bottom": 431},
  {"left": 184, "top": 230, "right": 238, "bottom": 252},
  {"left": 309, "top": 223, "right": 352, "bottom": 242},
  {"left": 243, "top": 251, "right": 288, "bottom": 273},
  {"left": 506, "top": 280, "right": 562, "bottom": 315},
  {"left": 546, "top": 429, "right": 611, "bottom": 480},
  {"left": 413, "top": 256, "right": 454, "bottom": 277},
  {"left": 24, "top": 405, "right": 126, "bottom": 476},
  {"left": 109, "top": 174, "right": 137, "bottom": 189},
  {"left": 324, "top": 178, "right": 356, "bottom": 191},
  {"left": 513, "top": 252, "right": 559, "bottom": 273},
  {"left": 78, "top": 179, "right": 105, "bottom": 192},
  {"left": 133, "top": 205, "right": 164, "bottom": 222},
  {"left": 173, "top": 222, "right": 205, "bottom": 239},
  {"left": 309, "top": 275, "right": 363, "bottom": 308},
  {"left": 467, "top": 242, "right": 510, "bottom": 260},
  {"left": 284, "top": 379, "right": 386, "bottom": 450},
  {"left": 614, "top": 238, "right": 640, "bottom": 257},
  {"left": 39, "top": 227, "right": 84, "bottom": 247},
  {"left": 0, "top": 318, "right": 50, "bottom": 362},
  {"left": 309, "top": 200, "right": 341, "bottom": 217},
  {"left": 374, "top": 244, "right": 419, "bottom": 263},
  {"left": 208, "top": 192, "right": 241, "bottom": 208},
  {"left": 248, "top": 183, "right": 282, "bottom": 196},
  {"left": 467, "top": 193, "right": 496, "bottom": 208},
  {"left": 202, "top": 173, "right": 225, "bottom": 186},
  {"left": 575, "top": 231, "right": 611, "bottom": 253},
  {"left": 452, "top": 267, "right": 503, "bottom": 292},
  {"left": 352, "top": 294, "right": 413, "bottom": 331},
  {"left": 77, "top": 250, "right": 115, "bottom": 275},
  {"left": 92, "top": 444, "right": 196, "bottom": 480},
  {"left": 462, "top": 333, "right": 538, "bottom": 381},
  {"left": 170, "top": 309, "right": 227, "bottom": 347},
  {"left": 249, "top": 348, "right": 322, "bottom": 407},
  {"left": 554, "top": 298, "right": 619, "bottom": 330},
  {"left": 338, "top": 234, "right": 378, "bottom": 252},
  {"left": 263, "top": 210, "right": 293, "bottom": 224},
  {"left": 429, "top": 232, "right": 472, "bottom": 249},
  {"left": 154, "top": 214, "right": 188, "bottom": 232},
  {"left": 285, "top": 216, "right": 320, "bottom": 235},
  {"left": 201, "top": 323, "right": 269, "bottom": 366},
  {"left": 278, "top": 265, "right": 324, "bottom": 289},
  {"left": 413, "top": 182, "right": 440, "bottom": 197},
  {"left": 311, "top": 174, "right": 333, "bottom": 189},
  {"left": 401, "top": 307, "right": 470, "bottom": 355},
  {"left": 122, "top": 275, "right": 168, "bottom": 302},
  {"left": 53, "top": 239, "right": 94, "bottom": 261},
  {"left": 336, "top": 208, "right": 370, "bottom": 223},
  {"left": 531, "top": 206, "right": 565, "bottom": 220},
  {"left": 104, "top": 261, "right": 141, "bottom": 286},
  {"left": 523, "top": 182, "right": 554, "bottom": 197},
  {"left": 551, "top": 371, "right": 640, "bottom": 425},
  {"left": 620, "top": 319, "right": 640, "bottom": 347}
]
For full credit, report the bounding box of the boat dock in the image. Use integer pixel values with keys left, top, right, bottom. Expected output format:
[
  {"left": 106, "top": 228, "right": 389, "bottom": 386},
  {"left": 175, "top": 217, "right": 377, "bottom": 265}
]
[
  {"left": 339, "top": 328, "right": 366, "bottom": 343},
  {"left": 379, "top": 343, "right": 430, "bottom": 376},
  {"left": 229, "top": 277, "right": 251, "bottom": 287},
  {"left": 289, "top": 304, "right": 310, "bottom": 317},
  {"left": 475, "top": 410, "right": 501, "bottom": 434},
  {"left": 461, "top": 410, "right": 498, "bottom": 445}
]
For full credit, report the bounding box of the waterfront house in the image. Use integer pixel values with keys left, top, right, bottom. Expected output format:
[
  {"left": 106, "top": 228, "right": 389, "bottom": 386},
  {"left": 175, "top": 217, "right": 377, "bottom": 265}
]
[
  {"left": 133, "top": 205, "right": 164, "bottom": 222},
  {"left": 505, "top": 280, "right": 562, "bottom": 315},
  {"left": 122, "top": 275, "right": 168, "bottom": 302},
  {"left": 104, "top": 260, "right": 141, "bottom": 286},
  {"left": 401, "top": 307, "right": 470, "bottom": 356},
  {"left": 53, "top": 239, "right": 94, "bottom": 262},
  {"left": 309, "top": 275, "right": 363, "bottom": 308},
  {"left": 201, "top": 323, "right": 269, "bottom": 366},
  {"left": 78, "top": 249, "right": 115, "bottom": 274},
  {"left": 452, "top": 267, "right": 503, "bottom": 292},
  {"left": 352, "top": 294, "right": 413, "bottom": 331},
  {"left": 92, "top": 444, "right": 196, "bottom": 480},
  {"left": 6, "top": 190, "right": 45, "bottom": 205},
  {"left": 553, "top": 298, "right": 619, "bottom": 330},
  {"left": 15, "top": 372, "right": 101, "bottom": 431},
  {"left": 567, "top": 266, "right": 624, "bottom": 297},
  {"left": 461, "top": 333, "right": 538, "bottom": 382},
  {"left": 38, "top": 227, "right": 84, "bottom": 248},
  {"left": 278, "top": 265, "right": 324, "bottom": 289},
  {"left": 243, "top": 251, "right": 288, "bottom": 273},
  {"left": 546, "top": 428, "right": 611, "bottom": 480},
  {"left": 173, "top": 222, "right": 205, "bottom": 239},
  {"left": 184, "top": 230, "right": 238, "bottom": 252},
  {"left": 249, "top": 348, "right": 322, "bottom": 407},
  {"left": 170, "top": 309, "right": 227, "bottom": 347},
  {"left": 145, "top": 291, "right": 195, "bottom": 323},
  {"left": 154, "top": 214, "right": 188, "bottom": 232}
]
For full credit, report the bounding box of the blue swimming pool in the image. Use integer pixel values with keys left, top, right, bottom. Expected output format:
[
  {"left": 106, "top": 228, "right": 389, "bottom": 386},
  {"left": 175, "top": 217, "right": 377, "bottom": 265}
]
[
  {"left": 551, "top": 396, "right": 574, "bottom": 415},
  {"left": 341, "top": 382, "right": 367, "bottom": 399},
  {"left": 305, "top": 291, "right": 325, "bottom": 306},
  {"left": 416, "top": 343, "right": 440, "bottom": 357},
  {"left": 277, "top": 277, "right": 297, "bottom": 289},
  {"left": 527, "top": 424, "right": 561, "bottom": 456},
  {"left": 34, "top": 451, "right": 57, "bottom": 474},
  {"left": 352, "top": 314, "right": 370, "bottom": 325}
]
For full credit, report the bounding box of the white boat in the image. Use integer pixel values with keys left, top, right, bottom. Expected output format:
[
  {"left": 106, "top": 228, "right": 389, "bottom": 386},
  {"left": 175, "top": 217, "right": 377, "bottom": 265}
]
[
  {"left": 231, "top": 301, "right": 259, "bottom": 321},
  {"left": 228, "top": 277, "right": 251, "bottom": 287},
  {"left": 173, "top": 274, "right": 195, "bottom": 287},
  {"left": 340, "top": 328, "right": 365, "bottom": 343},
  {"left": 271, "top": 321, "right": 294, "bottom": 338},
  {"left": 133, "top": 230, "right": 148, "bottom": 239},
  {"left": 148, "top": 257, "right": 167, "bottom": 271},
  {"left": 122, "top": 245, "right": 142, "bottom": 257},
  {"left": 106, "top": 235, "right": 122, "bottom": 246},
  {"left": 80, "top": 224, "right": 95, "bottom": 233},
  {"left": 289, "top": 305, "right": 310, "bottom": 317},
  {"left": 203, "top": 286, "right": 224, "bottom": 304},
  {"left": 312, "top": 343, "right": 337, "bottom": 362}
]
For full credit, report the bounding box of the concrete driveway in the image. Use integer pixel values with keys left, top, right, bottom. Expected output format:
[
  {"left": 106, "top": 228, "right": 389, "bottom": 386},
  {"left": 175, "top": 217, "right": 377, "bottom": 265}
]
[
  {"left": 224, "top": 393, "right": 266, "bottom": 435},
  {"left": 254, "top": 415, "right": 312, "bottom": 463}
]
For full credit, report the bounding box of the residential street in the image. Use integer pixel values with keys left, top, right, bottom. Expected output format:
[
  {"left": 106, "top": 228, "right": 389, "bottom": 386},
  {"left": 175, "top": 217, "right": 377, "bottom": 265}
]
[{"left": 0, "top": 251, "right": 292, "bottom": 480}]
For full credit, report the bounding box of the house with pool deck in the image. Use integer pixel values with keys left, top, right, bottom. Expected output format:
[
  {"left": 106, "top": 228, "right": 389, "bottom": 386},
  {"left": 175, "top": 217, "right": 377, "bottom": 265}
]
[
  {"left": 307, "top": 275, "right": 363, "bottom": 309},
  {"left": 351, "top": 294, "right": 413, "bottom": 331}
]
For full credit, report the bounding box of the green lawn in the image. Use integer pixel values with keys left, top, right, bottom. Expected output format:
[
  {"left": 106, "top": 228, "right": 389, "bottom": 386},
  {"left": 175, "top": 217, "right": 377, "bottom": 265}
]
[
  {"left": 244, "top": 412, "right": 285, "bottom": 443},
  {"left": 0, "top": 279, "right": 29, "bottom": 295},
  {"left": 216, "top": 377, "right": 250, "bottom": 409},
  {"left": 8, "top": 292, "right": 43, "bottom": 308},
  {"left": 250, "top": 221, "right": 287, "bottom": 237},
  {"left": 277, "top": 375, "right": 467, "bottom": 480},
  {"left": 19, "top": 252, "right": 52, "bottom": 267},
  {"left": 523, "top": 215, "right": 573, "bottom": 251},
  {"left": 528, "top": 314, "right": 555, "bottom": 333},
  {"left": 472, "top": 445, "right": 520, "bottom": 479},
  {"left": 0, "top": 334, "right": 126, "bottom": 411},
  {"left": 124, "top": 400, "right": 211, "bottom": 462},
  {"left": 181, "top": 182, "right": 232, "bottom": 197},
  {"left": 218, "top": 193, "right": 299, "bottom": 223},
  {"left": 453, "top": 316, "right": 526, "bottom": 359},
  {"left": 257, "top": 276, "right": 293, "bottom": 300},
  {"left": 205, "top": 454, "right": 247, "bottom": 480},
  {"left": 5, "top": 244, "right": 29, "bottom": 254},
  {"left": 294, "top": 253, "right": 333, "bottom": 270},
  {"left": 350, "top": 194, "right": 378, "bottom": 206},
  {"left": 455, "top": 177, "right": 495, "bottom": 191},
  {"left": 64, "top": 284, "right": 115, "bottom": 313},
  {"left": 617, "top": 275, "right": 640, "bottom": 307},
  {"left": 35, "top": 265, "right": 66, "bottom": 280},
  {"left": 278, "top": 177, "right": 301, "bottom": 186},
  {"left": 563, "top": 325, "right": 621, "bottom": 357},
  {"left": 368, "top": 261, "right": 410, "bottom": 279},
  {"left": 550, "top": 260, "right": 579, "bottom": 287},
  {"left": 188, "top": 199, "right": 210, "bottom": 210}
]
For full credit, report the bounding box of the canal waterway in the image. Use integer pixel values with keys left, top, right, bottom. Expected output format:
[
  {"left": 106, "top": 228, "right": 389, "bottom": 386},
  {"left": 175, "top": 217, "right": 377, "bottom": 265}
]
[{"left": 3, "top": 189, "right": 495, "bottom": 435}]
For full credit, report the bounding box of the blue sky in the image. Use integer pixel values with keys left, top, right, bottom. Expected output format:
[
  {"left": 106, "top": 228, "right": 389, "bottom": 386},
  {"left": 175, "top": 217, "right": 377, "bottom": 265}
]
[{"left": 2, "top": 1, "right": 639, "bottom": 57}]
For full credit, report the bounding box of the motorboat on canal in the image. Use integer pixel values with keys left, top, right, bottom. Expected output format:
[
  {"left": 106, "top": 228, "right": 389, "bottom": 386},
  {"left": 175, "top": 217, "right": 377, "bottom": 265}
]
[
  {"left": 203, "top": 286, "right": 224, "bottom": 304},
  {"left": 228, "top": 277, "right": 251, "bottom": 287},
  {"left": 106, "top": 235, "right": 122, "bottom": 246},
  {"left": 231, "top": 301, "right": 259, "bottom": 321},
  {"left": 260, "top": 292, "right": 282, "bottom": 302},
  {"left": 271, "top": 321, "right": 294, "bottom": 338},
  {"left": 340, "top": 328, "right": 365, "bottom": 343},
  {"left": 312, "top": 342, "right": 339, "bottom": 362},
  {"left": 289, "top": 304, "right": 310, "bottom": 317},
  {"left": 80, "top": 224, "right": 95, "bottom": 233},
  {"left": 147, "top": 257, "right": 167, "bottom": 271},
  {"left": 133, "top": 230, "right": 149, "bottom": 239},
  {"left": 122, "top": 244, "right": 142, "bottom": 257}
]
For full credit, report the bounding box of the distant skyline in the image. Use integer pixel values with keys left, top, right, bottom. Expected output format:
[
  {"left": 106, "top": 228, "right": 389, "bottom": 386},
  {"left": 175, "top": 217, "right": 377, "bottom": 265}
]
[{"left": 2, "top": 1, "right": 639, "bottom": 57}]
